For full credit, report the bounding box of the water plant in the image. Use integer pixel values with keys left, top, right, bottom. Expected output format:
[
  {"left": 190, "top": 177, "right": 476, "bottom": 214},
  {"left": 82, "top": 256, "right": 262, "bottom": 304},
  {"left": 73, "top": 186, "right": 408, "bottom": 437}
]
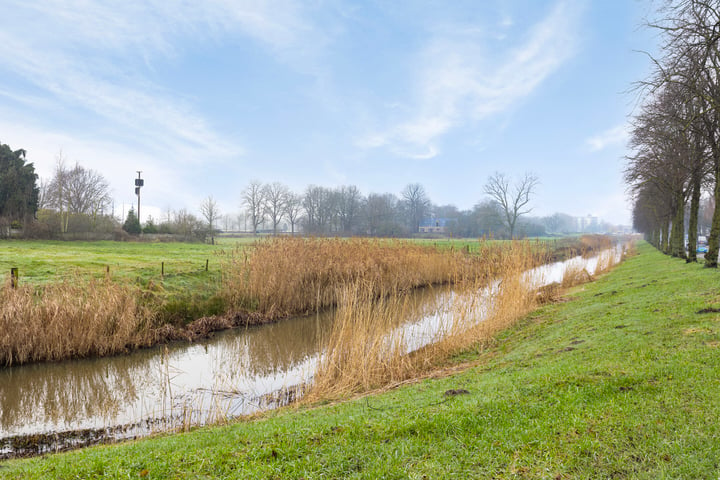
[{"left": 0, "top": 277, "right": 155, "bottom": 366}]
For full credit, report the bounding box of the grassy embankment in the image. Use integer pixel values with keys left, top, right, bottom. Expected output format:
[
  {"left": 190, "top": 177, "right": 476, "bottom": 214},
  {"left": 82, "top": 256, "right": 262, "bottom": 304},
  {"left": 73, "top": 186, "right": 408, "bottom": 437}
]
[
  {"left": 0, "top": 236, "right": 597, "bottom": 367},
  {"left": 5, "top": 241, "right": 719, "bottom": 477}
]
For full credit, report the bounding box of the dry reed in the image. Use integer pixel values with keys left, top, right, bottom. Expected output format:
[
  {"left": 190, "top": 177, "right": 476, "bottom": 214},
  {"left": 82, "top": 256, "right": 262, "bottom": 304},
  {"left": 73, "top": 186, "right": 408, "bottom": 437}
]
[
  {"left": 307, "top": 241, "right": 542, "bottom": 400},
  {"left": 579, "top": 234, "right": 615, "bottom": 257},
  {"left": 308, "top": 239, "right": 628, "bottom": 401},
  {"left": 561, "top": 264, "right": 593, "bottom": 288},
  {"left": 0, "top": 277, "right": 156, "bottom": 366},
  {"left": 220, "top": 237, "right": 489, "bottom": 319}
]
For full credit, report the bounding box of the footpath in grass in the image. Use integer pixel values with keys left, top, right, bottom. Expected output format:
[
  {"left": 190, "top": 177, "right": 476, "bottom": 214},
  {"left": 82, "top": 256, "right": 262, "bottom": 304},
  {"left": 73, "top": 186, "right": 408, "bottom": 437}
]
[{"left": 3, "top": 241, "right": 720, "bottom": 478}]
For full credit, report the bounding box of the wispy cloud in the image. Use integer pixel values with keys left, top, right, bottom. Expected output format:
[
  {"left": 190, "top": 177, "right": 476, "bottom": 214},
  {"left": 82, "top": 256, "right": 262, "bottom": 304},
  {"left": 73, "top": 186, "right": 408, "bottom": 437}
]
[
  {"left": 586, "top": 124, "right": 629, "bottom": 152},
  {"left": 0, "top": 0, "right": 325, "bottom": 164},
  {"left": 357, "top": 1, "right": 581, "bottom": 159}
]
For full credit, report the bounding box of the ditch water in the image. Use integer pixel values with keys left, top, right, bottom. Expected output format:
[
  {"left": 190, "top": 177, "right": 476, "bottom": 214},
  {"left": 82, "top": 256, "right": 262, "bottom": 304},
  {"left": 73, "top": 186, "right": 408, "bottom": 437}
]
[{"left": 0, "top": 246, "right": 624, "bottom": 458}]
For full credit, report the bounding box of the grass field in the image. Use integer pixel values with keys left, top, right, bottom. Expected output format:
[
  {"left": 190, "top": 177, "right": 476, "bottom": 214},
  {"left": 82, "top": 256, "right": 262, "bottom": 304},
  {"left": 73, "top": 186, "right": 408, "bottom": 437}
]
[
  {"left": 0, "top": 236, "right": 587, "bottom": 287},
  {"left": 4, "top": 240, "right": 719, "bottom": 478},
  {"left": 0, "top": 238, "right": 245, "bottom": 287}
]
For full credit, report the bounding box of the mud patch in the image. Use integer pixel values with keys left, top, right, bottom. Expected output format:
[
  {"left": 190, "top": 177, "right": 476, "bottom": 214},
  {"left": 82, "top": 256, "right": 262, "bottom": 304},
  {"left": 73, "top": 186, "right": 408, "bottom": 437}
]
[
  {"left": 696, "top": 307, "right": 720, "bottom": 314},
  {"left": 444, "top": 389, "right": 470, "bottom": 397}
]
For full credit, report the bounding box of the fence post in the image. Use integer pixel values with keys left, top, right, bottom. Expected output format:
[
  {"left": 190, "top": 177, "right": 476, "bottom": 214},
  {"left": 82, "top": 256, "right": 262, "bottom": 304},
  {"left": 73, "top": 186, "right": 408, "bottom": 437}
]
[
  {"left": 205, "top": 259, "right": 209, "bottom": 272},
  {"left": 10, "top": 268, "right": 18, "bottom": 289},
  {"left": 161, "top": 262, "right": 165, "bottom": 277}
]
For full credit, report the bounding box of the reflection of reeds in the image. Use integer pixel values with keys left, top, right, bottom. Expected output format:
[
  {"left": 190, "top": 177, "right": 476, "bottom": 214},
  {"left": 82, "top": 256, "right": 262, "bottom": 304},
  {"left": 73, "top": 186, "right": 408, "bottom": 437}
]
[{"left": 0, "top": 277, "right": 155, "bottom": 366}]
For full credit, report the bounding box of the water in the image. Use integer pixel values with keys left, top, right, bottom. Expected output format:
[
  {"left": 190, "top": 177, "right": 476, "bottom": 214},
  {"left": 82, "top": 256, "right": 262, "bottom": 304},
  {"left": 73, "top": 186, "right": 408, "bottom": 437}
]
[{"left": 0, "top": 246, "right": 624, "bottom": 456}]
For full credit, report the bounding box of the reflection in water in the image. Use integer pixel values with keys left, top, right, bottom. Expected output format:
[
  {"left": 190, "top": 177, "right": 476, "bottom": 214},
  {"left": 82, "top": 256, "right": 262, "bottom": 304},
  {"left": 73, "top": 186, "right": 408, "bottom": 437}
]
[
  {"left": 0, "top": 309, "right": 335, "bottom": 440},
  {"left": 0, "top": 246, "right": 624, "bottom": 452}
]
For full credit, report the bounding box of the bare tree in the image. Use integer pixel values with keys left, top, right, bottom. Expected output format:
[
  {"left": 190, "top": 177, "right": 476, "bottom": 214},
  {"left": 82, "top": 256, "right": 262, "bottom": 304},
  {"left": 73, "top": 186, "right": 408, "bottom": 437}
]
[
  {"left": 636, "top": 0, "right": 720, "bottom": 265},
  {"left": 336, "top": 185, "right": 363, "bottom": 235},
  {"left": 263, "top": 182, "right": 289, "bottom": 235},
  {"left": 44, "top": 154, "right": 112, "bottom": 233},
  {"left": 284, "top": 191, "right": 304, "bottom": 234},
  {"left": 401, "top": 183, "right": 430, "bottom": 233},
  {"left": 242, "top": 180, "right": 265, "bottom": 235},
  {"left": 365, "top": 193, "right": 402, "bottom": 236},
  {"left": 303, "top": 185, "right": 337, "bottom": 234},
  {"left": 200, "top": 195, "right": 221, "bottom": 244},
  {"left": 173, "top": 208, "right": 203, "bottom": 238},
  {"left": 483, "top": 172, "right": 539, "bottom": 239}
]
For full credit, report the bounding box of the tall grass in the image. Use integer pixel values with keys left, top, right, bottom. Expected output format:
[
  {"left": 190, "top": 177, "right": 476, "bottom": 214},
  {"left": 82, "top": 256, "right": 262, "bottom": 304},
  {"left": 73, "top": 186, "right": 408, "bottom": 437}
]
[
  {"left": 308, "top": 241, "right": 542, "bottom": 399},
  {"left": 308, "top": 239, "right": 625, "bottom": 400},
  {"left": 220, "top": 237, "right": 493, "bottom": 319},
  {"left": 0, "top": 277, "right": 155, "bottom": 366},
  {"left": 0, "top": 236, "right": 619, "bottom": 368}
]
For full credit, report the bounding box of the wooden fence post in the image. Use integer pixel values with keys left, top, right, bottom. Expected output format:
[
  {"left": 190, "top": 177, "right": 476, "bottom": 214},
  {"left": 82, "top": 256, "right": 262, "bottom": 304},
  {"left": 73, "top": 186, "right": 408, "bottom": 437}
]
[
  {"left": 161, "top": 262, "right": 165, "bottom": 277},
  {"left": 10, "top": 268, "right": 18, "bottom": 289},
  {"left": 205, "top": 259, "right": 209, "bottom": 272}
]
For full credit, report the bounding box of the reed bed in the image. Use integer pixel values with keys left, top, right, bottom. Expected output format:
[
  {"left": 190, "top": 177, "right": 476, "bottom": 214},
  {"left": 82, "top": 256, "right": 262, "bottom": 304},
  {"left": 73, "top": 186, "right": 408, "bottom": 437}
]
[
  {"left": 579, "top": 234, "right": 615, "bottom": 257},
  {"left": 561, "top": 264, "right": 593, "bottom": 288},
  {"left": 308, "top": 239, "right": 626, "bottom": 400},
  {"left": 220, "top": 237, "right": 494, "bottom": 319},
  {"left": 0, "top": 236, "right": 621, "bottom": 368},
  {"left": 308, "top": 241, "right": 542, "bottom": 399},
  {"left": 0, "top": 277, "right": 155, "bottom": 366}
]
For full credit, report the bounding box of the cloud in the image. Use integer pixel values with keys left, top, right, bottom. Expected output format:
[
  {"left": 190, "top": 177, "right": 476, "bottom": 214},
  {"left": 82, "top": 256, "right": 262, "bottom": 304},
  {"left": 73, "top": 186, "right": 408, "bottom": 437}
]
[
  {"left": 0, "top": 0, "right": 328, "bottom": 166},
  {"left": 357, "top": 1, "right": 581, "bottom": 159},
  {"left": 586, "top": 124, "right": 629, "bottom": 152}
]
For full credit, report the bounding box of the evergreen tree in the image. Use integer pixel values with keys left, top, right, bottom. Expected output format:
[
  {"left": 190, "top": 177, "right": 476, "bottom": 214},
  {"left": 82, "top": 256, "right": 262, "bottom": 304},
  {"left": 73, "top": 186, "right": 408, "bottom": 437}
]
[
  {"left": 0, "top": 143, "right": 39, "bottom": 222},
  {"left": 143, "top": 215, "right": 158, "bottom": 234},
  {"left": 122, "top": 207, "right": 141, "bottom": 235}
]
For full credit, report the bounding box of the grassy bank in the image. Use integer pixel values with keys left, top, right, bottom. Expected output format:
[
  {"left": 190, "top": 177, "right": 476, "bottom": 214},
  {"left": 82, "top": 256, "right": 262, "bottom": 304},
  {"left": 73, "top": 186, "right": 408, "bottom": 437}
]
[{"left": 4, "top": 241, "right": 719, "bottom": 477}]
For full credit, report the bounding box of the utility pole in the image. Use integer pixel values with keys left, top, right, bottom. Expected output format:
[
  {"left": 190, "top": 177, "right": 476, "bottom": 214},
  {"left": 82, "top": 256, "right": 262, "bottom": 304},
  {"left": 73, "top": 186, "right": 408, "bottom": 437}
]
[{"left": 135, "top": 171, "right": 144, "bottom": 225}]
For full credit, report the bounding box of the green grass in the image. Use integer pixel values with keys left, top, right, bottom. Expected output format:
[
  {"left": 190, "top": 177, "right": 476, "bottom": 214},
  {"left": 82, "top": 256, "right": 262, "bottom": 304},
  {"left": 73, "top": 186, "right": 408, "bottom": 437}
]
[
  {"left": 0, "top": 238, "right": 256, "bottom": 324},
  {"left": 3, "top": 241, "right": 720, "bottom": 478},
  {"left": 0, "top": 238, "right": 256, "bottom": 283}
]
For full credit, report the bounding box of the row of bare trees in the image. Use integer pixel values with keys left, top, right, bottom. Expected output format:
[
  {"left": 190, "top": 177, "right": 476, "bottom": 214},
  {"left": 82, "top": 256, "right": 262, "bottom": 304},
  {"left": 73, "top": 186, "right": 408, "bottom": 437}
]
[
  {"left": 627, "top": 0, "right": 720, "bottom": 265},
  {"left": 236, "top": 180, "right": 431, "bottom": 237},
  {"left": 230, "top": 173, "right": 540, "bottom": 239}
]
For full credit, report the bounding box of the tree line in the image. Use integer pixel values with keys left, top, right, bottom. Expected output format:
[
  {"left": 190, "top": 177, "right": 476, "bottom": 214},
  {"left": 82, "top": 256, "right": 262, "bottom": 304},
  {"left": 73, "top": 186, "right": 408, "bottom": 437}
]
[
  {"left": 627, "top": 0, "right": 720, "bottom": 265},
  {"left": 231, "top": 173, "right": 544, "bottom": 238},
  {"left": 1, "top": 143, "right": 615, "bottom": 240}
]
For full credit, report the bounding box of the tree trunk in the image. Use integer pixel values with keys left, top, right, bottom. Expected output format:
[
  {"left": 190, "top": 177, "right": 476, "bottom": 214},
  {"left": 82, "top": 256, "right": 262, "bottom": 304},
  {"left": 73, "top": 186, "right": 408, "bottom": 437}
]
[
  {"left": 687, "top": 172, "right": 701, "bottom": 262},
  {"left": 706, "top": 163, "right": 720, "bottom": 267},
  {"left": 650, "top": 229, "right": 659, "bottom": 249},
  {"left": 670, "top": 190, "right": 686, "bottom": 259}
]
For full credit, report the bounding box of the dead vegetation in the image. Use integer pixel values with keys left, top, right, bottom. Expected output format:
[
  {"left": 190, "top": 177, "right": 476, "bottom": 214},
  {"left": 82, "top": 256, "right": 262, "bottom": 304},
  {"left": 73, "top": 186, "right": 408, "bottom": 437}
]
[{"left": 0, "top": 236, "right": 624, "bottom": 367}]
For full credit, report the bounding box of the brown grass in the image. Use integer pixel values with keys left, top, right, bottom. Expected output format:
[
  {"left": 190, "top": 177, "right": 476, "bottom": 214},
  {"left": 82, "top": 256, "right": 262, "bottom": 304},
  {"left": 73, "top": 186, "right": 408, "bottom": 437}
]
[
  {"left": 579, "top": 234, "right": 615, "bottom": 257},
  {"left": 220, "top": 237, "right": 498, "bottom": 319},
  {"left": 307, "top": 239, "right": 628, "bottom": 401},
  {"left": 561, "top": 264, "right": 593, "bottom": 288},
  {"left": 0, "top": 277, "right": 155, "bottom": 366},
  {"left": 0, "top": 236, "right": 627, "bottom": 369},
  {"left": 307, "top": 241, "right": 541, "bottom": 399}
]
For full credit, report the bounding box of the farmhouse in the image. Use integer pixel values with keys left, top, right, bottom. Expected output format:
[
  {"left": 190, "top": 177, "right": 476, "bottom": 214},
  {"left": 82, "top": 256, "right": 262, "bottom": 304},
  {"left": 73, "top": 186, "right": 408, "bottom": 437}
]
[{"left": 419, "top": 218, "right": 450, "bottom": 234}]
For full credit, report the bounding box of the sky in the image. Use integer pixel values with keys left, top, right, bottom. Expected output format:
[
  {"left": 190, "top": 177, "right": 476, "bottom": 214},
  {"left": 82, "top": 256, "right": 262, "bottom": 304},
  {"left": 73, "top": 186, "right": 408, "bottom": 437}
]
[{"left": 0, "top": 0, "right": 660, "bottom": 226}]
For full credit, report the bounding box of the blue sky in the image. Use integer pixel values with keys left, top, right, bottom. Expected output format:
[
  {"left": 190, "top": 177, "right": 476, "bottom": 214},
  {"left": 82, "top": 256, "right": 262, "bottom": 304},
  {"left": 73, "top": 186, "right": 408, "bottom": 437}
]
[{"left": 0, "top": 0, "right": 658, "bottom": 225}]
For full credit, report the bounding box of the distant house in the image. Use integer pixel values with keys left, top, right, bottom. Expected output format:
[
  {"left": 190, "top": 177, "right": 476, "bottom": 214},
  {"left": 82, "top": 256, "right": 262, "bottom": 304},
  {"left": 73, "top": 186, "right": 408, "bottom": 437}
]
[{"left": 419, "top": 218, "right": 450, "bottom": 234}]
